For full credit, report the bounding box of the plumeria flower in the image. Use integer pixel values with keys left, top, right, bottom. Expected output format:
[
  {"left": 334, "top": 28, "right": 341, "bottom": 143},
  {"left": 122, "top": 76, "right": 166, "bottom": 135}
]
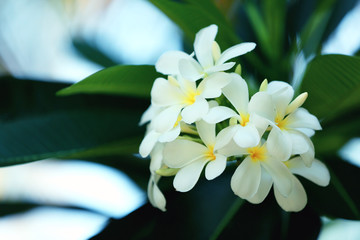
[
  {"left": 204, "top": 73, "right": 276, "bottom": 149},
  {"left": 263, "top": 80, "right": 322, "bottom": 166},
  {"left": 147, "top": 144, "right": 167, "bottom": 211},
  {"left": 274, "top": 157, "right": 330, "bottom": 212},
  {"left": 151, "top": 73, "right": 231, "bottom": 127},
  {"left": 163, "top": 120, "right": 230, "bottom": 192},
  {"left": 230, "top": 131, "right": 294, "bottom": 203},
  {"left": 156, "top": 24, "right": 256, "bottom": 81}
]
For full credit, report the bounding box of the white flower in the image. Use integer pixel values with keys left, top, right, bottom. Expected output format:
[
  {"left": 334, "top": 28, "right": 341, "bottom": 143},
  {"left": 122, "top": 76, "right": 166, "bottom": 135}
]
[
  {"left": 274, "top": 157, "right": 330, "bottom": 212},
  {"left": 230, "top": 131, "right": 294, "bottom": 203},
  {"left": 163, "top": 120, "right": 229, "bottom": 192},
  {"left": 156, "top": 24, "right": 256, "bottom": 81},
  {"left": 204, "top": 73, "right": 276, "bottom": 148},
  {"left": 147, "top": 144, "right": 167, "bottom": 211},
  {"left": 264, "top": 81, "right": 322, "bottom": 166}
]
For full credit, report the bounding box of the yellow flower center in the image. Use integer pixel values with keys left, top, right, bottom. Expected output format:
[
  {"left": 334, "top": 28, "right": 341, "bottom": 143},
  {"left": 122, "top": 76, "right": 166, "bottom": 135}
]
[
  {"left": 275, "top": 114, "right": 288, "bottom": 130},
  {"left": 240, "top": 113, "right": 250, "bottom": 126},
  {"left": 204, "top": 145, "right": 216, "bottom": 161},
  {"left": 247, "top": 145, "right": 267, "bottom": 162},
  {"left": 183, "top": 89, "right": 200, "bottom": 105}
]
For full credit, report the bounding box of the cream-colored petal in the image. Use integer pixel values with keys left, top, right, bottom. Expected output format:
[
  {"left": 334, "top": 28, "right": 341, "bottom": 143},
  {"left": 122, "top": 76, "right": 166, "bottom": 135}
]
[
  {"left": 222, "top": 73, "right": 249, "bottom": 113},
  {"left": 266, "top": 81, "right": 294, "bottom": 118},
  {"left": 287, "top": 157, "right": 330, "bottom": 186},
  {"left": 214, "top": 125, "right": 239, "bottom": 150},
  {"left": 267, "top": 129, "right": 292, "bottom": 162},
  {"left": 139, "top": 104, "right": 162, "bottom": 126},
  {"left": 216, "top": 139, "right": 247, "bottom": 156},
  {"left": 203, "top": 106, "right": 237, "bottom": 124},
  {"left": 151, "top": 78, "right": 184, "bottom": 106},
  {"left": 158, "top": 125, "right": 181, "bottom": 143},
  {"left": 205, "top": 154, "right": 227, "bottom": 180},
  {"left": 286, "top": 108, "right": 322, "bottom": 130},
  {"left": 199, "top": 72, "right": 232, "bottom": 98},
  {"left": 233, "top": 124, "right": 260, "bottom": 148},
  {"left": 216, "top": 42, "right": 256, "bottom": 65},
  {"left": 248, "top": 169, "right": 273, "bottom": 204},
  {"left": 288, "top": 130, "right": 310, "bottom": 155},
  {"left": 178, "top": 58, "right": 204, "bottom": 81},
  {"left": 155, "top": 50, "right": 191, "bottom": 75},
  {"left": 139, "top": 130, "right": 161, "bottom": 158},
  {"left": 196, "top": 120, "right": 216, "bottom": 147},
  {"left": 274, "top": 176, "right": 307, "bottom": 212},
  {"left": 163, "top": 139, "right": 207, "bottom": 168},
  {"left": 194, "top": 24, "right": 218, "bottom": 69},
  {"left": 181, "top": 96, "right": 209, "bottom": 124},
  {"left": 173, "top": 159, "right": 208, "bottom": 192},
  {"left": 262, "top": 157, "right": 293, "bottom": 197},
  {"left": 231, "top": 157, "right": 261, "bottom": 199},
  {"left": 153, "top": 105, "right": 182, "bottom": 133},
  {"left": 149, "top": 143, "right": 164, "bottom": 172},
  {"left": 248, "top": 92, "right": 276, "bottom": 121},
  {"left": 147, "top": 175, "right": 166, "bottom": 211},
  {"left": 205, "top": 62, "right": 235, "bottom": 74}
]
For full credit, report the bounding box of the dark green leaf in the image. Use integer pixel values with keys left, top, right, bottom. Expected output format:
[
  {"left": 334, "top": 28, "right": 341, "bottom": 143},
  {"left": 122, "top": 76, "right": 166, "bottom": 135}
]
[
  {"left": 301, "top": 54, "right": 360, "bottom": 121},
  {"left": 0, "top": 76, "right": 147, "bottom": 166},
  {"left": 57, "top": 65, "right": 161, "bottom": 98}
]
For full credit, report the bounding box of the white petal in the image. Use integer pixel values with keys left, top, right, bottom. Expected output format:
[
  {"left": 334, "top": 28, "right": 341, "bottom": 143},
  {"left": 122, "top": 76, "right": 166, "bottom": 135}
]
[
  {"left": 153, "top": 105, "right": 182, "bottom": 133},
  {"left": 250, "top": 113, "right": 271, "bottom": 137},
  {"left": 147, "top": 176, "right": 166, "bottom": 211},
  {"left": 205, "top": 62, "right": 235, "bottom": 74},
  {"left": 139, "top": 104, "right": 161, "bottom": 126},
  {"left": 214, "top": 125, "right": 239, "bottom": 150},
  {"left": 196, "top": 120, "right": 216, "bottom": 147},
  {"left": 262, "top": 157, "right": 293, "bottom": 197},
  {"left": 155, "top": 51, "right": 191, "bottom": 75},
  {"left": 286, "top": 108, "right": 322, "bottom": 130},
  {"left": 151, "top": 78, "right": 184, "bottom": 106},
  {"left": 149, "top": 143, "right": 164, "bottom": 171},
  {"left": 231, "top": 157, "right": 261, "bottom": 199},
  {"left": 216, "top": 139, "right": 247, "bottom": 156},
  {"left": 266, "top": 81, "right": 294, "bottom": 118},
  {"left": 203, "top": 106, "right": 237, "bottom": 124},
  {"left": 199, "top": 72, "right": 232, "bottom": 98},
  {"left": 267, "top": 129, "right": 292, "bottom": 162},
  {"left": 288, "top": 130, "right": 310, "bottom": 155},
  {"left": 222, "top": 73, "right": 249, "bottom": 113},
  {"left": 248, "top": 91, "right": 276, "bottom": 121},
  {"left": 205, "top": 154, "right": 227, "bottom": 180},
  {"left": 173, "top": 159, "right": 208, "bottom": 192},
  {"left": 139, "top": 130, "right": 160, "bottom": 158},
  {"left": 233, "top": 124, "right": 260, "bottom": 148},
  {"left": 248, "top": 169, "right": 273, "bottom": 204},
  {"left": 163, "top": 139, "right": 207, "bottom": 168},
  {"left": 178, "top": 58, "right": 204, "bottom": 81},
  {"left": 194, "top": 24, "right": 218, "bottom": 69},
  {"left": 158, "top": 125, "right": 181, "bottom": 143},
  {"left": 181, "top": 96, "right": 209, "bottom": 124},
  {"left": 274, "top": 176, "right": 307, "bottom": 212},
  {"left": 300, "top": 139, "right": 315, "bottom": 167},
  {"left": 217, "top": 42, "right": 256, "bottom": 65},
  {"left": 288, "top": 157, "right": 330, "bottom": 186}
]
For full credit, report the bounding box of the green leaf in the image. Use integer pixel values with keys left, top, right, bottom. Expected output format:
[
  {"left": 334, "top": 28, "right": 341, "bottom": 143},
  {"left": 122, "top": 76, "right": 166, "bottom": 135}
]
[
  {"left": 0, "top": 77, "right": 147, "bottom": 166},
  {"left": 149, "top": 0, "right": 239, "bottom": 49},
  {"left": 301, "top": 54, "right": 360, "bottom": 121},
  {"left": 57, "top": 65, "right": 161, "bottom": 98}
]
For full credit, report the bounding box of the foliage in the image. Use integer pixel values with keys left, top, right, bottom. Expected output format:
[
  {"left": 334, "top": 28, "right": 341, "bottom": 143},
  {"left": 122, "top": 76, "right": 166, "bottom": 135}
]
[{"left": 1, "top": 0, "right": 360, "bottom": 239}]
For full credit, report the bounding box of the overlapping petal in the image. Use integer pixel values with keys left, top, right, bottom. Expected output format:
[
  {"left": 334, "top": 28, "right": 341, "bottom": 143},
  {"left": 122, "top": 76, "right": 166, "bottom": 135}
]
[
  {"left": 173, "top": 159, "right": 208, "bottom": 192},
  {"left": 205, "top": 154, "right": 227, "bottom": 180},
  {"left": 274, "top": 176, "right": 307, "bottom": 212}
]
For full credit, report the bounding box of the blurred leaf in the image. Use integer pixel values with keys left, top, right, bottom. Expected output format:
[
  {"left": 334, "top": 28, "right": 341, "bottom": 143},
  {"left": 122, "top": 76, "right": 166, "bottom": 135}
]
[
  {"left": 305, "top": 158, "right": 360, "bottom": 220},
  {"left": 149, "top": 0, "right": 239, "bottom": 49},
  {"left": 301, "top": 54, "right": 360, "bottom": 121},
  {"left": 57, "top": 65, "right": 161, "bottom": 98},
  {"left": 0, "top": 76, "right": 147, "bottom": 166},
  {"left": 72, "top": 38, "right": 119, "bottom": 68},
  {"left": 91, "top": 168, "right": 322, "bottom": 239}
]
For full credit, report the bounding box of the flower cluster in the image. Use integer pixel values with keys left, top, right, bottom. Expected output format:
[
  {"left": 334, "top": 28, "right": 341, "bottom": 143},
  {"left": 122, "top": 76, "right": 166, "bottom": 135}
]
[{"left": 139, "top": 24, "right": 330, "bottom": 212}]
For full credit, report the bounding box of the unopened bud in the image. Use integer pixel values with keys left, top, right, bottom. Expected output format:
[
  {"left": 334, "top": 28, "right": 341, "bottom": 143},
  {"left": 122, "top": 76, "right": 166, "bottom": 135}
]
[
  {"left": 156, "top": 167, "right": 179, "bottom": 176},
  {"left": 286, "top": 92, "right": 308, "bottom": 114},
  {"left": 235, "top": 64, "right": 242, "bottom": 75},
  {"left": 212, "top": 41, "right": 221, "bottom": 63},
  {"left": 259, "top": 79, "right": 268, "bottom": 91}
]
